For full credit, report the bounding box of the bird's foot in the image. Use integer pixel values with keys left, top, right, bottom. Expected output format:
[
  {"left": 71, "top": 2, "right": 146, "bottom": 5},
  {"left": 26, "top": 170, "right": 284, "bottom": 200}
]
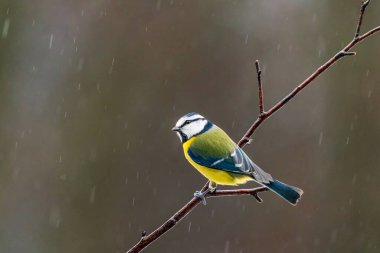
[
  {"left": 194, "top": 190, "right": 208, "bottom": 205},
  {"left": 194, "top": 182, "right": 217, "bottom": 205}
]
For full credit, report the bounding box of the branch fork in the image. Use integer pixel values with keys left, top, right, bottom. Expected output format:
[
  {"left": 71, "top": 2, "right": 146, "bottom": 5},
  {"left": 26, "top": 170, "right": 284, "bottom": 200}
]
[
  {"left": 126, "top": 1, "right": 380, "bottom": 252},
  {"left": 337, "top": 50, "right": 356, "bottom": 58}
]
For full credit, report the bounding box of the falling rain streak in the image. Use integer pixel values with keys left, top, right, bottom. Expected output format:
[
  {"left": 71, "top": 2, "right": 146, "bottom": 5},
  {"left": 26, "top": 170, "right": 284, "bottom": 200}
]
[
  {"left": 2, "top": 18, "right": 10, "bottom": 38},
  {"left": 90, "top": 186, "right": 96, "bottom": 203},
  {"left": 49, "top": 34, "right": 54, "bottom": 49},
  {"left": 319, "top": 132, "right": 323, "bottom": 145}
]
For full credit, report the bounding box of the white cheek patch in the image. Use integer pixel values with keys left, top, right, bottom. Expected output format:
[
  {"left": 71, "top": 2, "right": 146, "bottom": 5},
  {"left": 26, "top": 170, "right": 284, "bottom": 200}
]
[{"left": 181, "top": 120, "right": 207, "bottom": 138}]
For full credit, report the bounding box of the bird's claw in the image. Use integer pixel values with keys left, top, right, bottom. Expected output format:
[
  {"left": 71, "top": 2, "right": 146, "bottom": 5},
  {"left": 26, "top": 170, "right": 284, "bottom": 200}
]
[{"left": 194, "top": 190, "right": 207, "bottom": 205}]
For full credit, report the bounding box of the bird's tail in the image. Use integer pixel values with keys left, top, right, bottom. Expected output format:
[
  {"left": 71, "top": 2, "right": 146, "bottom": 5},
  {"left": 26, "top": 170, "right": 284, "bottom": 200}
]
[{"left": 263, "top": 179, "right": 303, "bottom": 205}]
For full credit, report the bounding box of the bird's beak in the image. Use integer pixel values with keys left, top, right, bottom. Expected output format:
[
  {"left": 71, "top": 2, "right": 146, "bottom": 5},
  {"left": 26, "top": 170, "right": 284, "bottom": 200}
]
[{"left": 171, "top": 127, "right": 180, "bottom": 132}]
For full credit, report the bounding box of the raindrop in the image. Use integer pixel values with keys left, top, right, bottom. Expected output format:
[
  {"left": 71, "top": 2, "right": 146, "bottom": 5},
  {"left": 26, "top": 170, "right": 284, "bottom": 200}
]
[
  {"left": 49, "top": 206, "right": 61, "bottom": 228},
  {"left": 352, "top": 174, "right": 357, "bottom": 184},
  {"left": 60, "top": 174, "right": 67, "bottom": 181},
  {"left": 49, "top": 34, "right": 54, "bottom": 49},
  {"left": 90, "top": 186, "right": 96, "bottom": 203},
  {"left": 318, "top": 132, "right": 323, "bottom": 145},
  {"left": 244, "top": 34, "right": 249, "bottom": 45},
  {"left": 188, "top": 221, "right": 192, "bottom": 232},
  {"left": 156, "top": 0, "right": 161, "bottom": 11},
  {"left": 330, "top": 229, "right": 337, "bottom": 243},
  {"left": 318, "top": 49, "right": 322, "bottom": 58},
  {"left": 125, "top": 176, "right": 128, "bottom": 184},
  {"left": 368, "top": 90, "right": 372, "bottom": 98},
  {"left": 312, "top": 13, "right": 317, "bottom": 23},
  {"left": 89, "top": 148, "right": 97, "bottom": 161},
  {"left": 346, "top": 136, "right": 350, "bottom": 145},
  {"left": 108, "top": 58, "right": 115, "bottom": 74},
  {"left": 2, "top": 18, "right": 10, "bottom": 38},
  {"left": 224, "top": 240, "right": 230, "bottom": 253}
]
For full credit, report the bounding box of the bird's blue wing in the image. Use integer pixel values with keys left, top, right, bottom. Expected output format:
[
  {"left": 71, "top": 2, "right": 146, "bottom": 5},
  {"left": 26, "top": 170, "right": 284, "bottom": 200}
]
[{"left": 188, "top": 145, "right": 273, "bottom": 184}]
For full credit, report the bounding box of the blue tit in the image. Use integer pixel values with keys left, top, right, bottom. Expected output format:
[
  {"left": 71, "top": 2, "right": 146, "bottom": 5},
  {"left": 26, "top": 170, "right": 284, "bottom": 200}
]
[{"left": 172, "top": 112, "right": 303, "bottom": 205}]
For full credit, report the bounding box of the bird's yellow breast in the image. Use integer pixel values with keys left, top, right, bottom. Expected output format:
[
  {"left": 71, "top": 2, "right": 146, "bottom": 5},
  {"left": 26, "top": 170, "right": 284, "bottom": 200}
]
[{"left": 182, "top": 138, "right": 252, "bottom": 186}]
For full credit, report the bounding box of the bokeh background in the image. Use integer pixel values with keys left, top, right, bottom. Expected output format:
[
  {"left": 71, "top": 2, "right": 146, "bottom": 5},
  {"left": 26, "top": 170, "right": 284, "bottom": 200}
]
[{"left": 1, "top": 0, "right": 380, "bottom": 252}]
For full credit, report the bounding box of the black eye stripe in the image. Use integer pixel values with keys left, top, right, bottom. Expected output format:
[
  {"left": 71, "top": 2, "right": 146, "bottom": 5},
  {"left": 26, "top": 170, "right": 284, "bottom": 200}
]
[{"left": 179, "top": 117, "right": 203, "bottom": 128}]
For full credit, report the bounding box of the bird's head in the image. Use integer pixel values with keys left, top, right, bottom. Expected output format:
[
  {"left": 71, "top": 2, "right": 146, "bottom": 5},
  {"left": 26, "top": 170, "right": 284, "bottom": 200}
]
[{"left": 172, "top": 112, "right": 213, "bottom": 143}]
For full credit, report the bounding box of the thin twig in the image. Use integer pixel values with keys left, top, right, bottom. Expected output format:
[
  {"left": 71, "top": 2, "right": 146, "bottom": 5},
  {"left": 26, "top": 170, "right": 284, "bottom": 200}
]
[
  {"left": 355, "top": 0, "right": 371, "bottom": 38},
  {"left": 255, "top": 60, "right": 264, "bottom": 114},
  {"left": 126, "top": 2, "right": 380, "bottom": 252}
]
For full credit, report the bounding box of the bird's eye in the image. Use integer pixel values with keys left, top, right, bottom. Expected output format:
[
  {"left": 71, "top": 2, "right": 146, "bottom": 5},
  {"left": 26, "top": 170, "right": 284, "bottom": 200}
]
[{"left": 184, "top": 120, "right": 191, "bottom": 125}]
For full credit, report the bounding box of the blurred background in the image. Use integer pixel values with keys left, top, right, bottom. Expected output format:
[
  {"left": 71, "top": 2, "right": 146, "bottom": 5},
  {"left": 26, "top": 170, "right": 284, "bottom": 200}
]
[{"left": 0, "top": 0, "right": 380, "bottom": 252}]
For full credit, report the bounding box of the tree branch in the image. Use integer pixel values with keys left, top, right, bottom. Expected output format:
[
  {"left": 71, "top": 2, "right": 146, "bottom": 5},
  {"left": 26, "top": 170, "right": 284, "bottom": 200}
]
[
  {"left": 126, "top": 187, "right": 268, "bottom": 253},
  {"left": 238, "top": 2, "right": 380, "bottom": 148},
  {"left": 126, "top": 1, "right": 380, "bottom": 252}
]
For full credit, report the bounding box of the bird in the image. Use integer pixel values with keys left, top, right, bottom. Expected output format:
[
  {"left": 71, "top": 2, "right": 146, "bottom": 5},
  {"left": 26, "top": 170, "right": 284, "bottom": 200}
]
[{"left": 172, "top": 112, "right": 303, "bottom": 205}]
